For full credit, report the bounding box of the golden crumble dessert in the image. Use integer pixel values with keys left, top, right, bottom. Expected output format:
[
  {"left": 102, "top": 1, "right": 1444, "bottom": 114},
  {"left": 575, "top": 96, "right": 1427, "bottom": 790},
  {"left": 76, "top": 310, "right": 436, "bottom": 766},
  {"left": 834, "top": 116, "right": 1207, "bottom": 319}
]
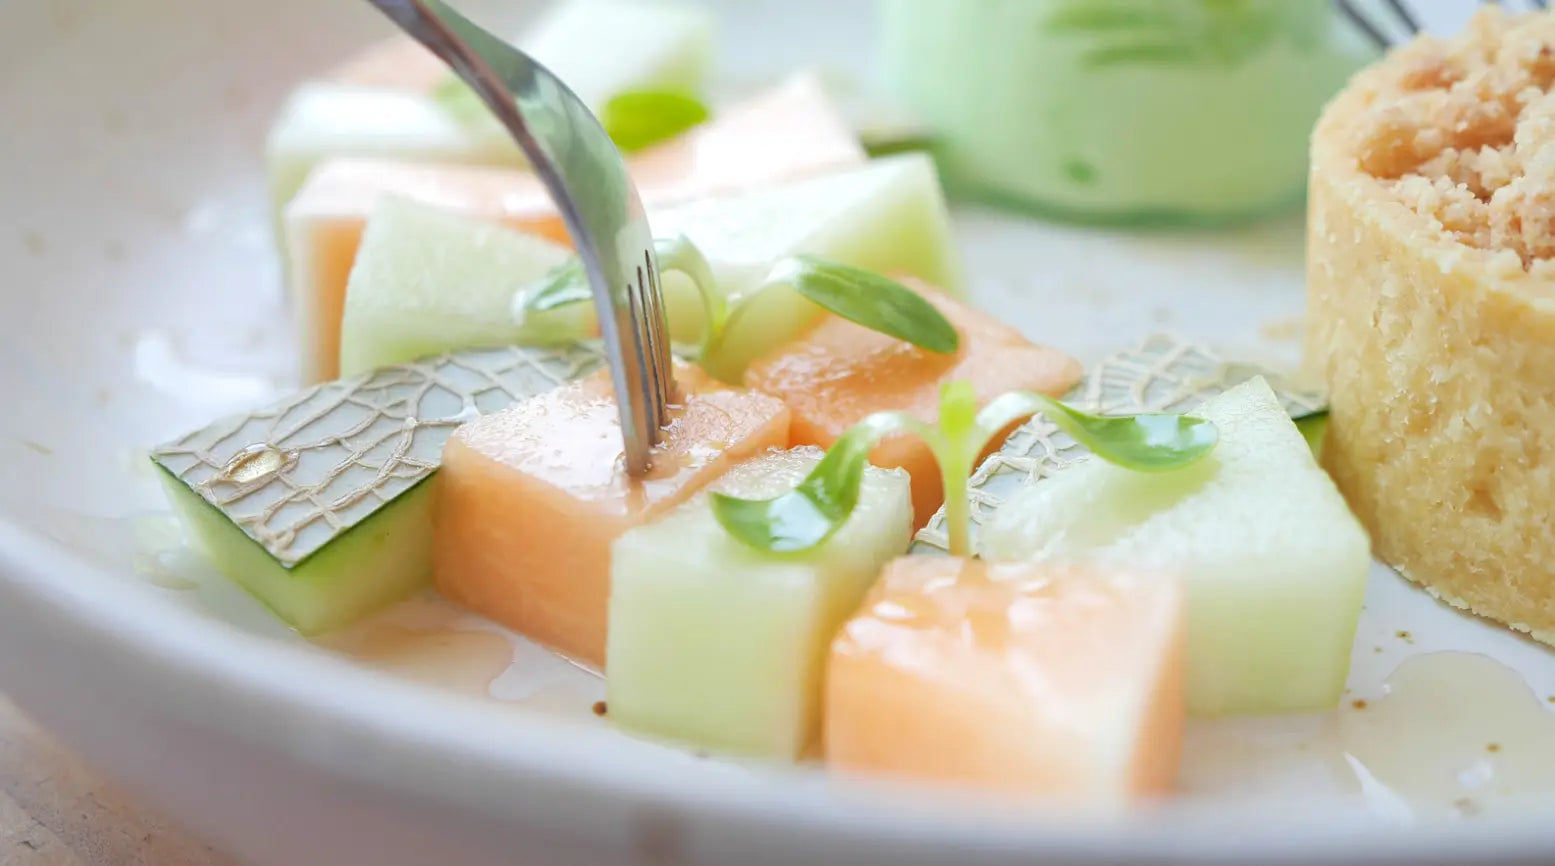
[{"left": 1308, "top": 7, "right": 1555, "bottom": 642}]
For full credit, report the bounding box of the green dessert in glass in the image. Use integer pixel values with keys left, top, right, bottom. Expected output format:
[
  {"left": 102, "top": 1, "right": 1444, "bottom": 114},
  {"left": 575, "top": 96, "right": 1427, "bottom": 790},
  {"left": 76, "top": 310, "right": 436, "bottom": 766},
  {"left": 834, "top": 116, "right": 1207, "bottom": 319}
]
[{"left": 876, "top": 0, "right": 1375, "bottom": 225}]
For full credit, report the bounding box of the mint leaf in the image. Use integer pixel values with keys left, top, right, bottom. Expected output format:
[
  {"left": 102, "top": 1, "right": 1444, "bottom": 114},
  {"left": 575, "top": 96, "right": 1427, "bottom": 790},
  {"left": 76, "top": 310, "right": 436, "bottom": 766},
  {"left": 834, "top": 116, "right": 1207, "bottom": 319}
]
[
  {"left": 767, "top": 256, "right": 959, "bottom": 354},
  {"left": 600, "top": 89, "right": 710, "bottom": 153}
]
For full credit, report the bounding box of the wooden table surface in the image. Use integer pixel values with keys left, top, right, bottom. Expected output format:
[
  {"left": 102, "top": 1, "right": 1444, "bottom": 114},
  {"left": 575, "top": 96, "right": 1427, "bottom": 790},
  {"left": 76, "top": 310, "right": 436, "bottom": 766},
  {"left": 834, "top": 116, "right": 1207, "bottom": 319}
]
[{"left": 0, "top": 696, "right": 230, "bottom": 865}]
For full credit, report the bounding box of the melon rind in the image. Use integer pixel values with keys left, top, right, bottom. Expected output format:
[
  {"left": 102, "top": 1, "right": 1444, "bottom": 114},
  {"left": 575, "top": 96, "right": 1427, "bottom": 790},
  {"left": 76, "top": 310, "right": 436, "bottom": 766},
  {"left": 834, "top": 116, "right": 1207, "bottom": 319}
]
[{"left": 149, "top": 343, "right": 604, "bottom": 634}]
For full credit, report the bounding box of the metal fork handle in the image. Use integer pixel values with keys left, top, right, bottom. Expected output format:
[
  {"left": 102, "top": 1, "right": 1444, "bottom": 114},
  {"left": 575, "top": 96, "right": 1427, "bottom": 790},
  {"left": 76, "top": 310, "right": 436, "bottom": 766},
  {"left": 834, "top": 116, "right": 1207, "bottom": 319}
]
[{"left": 364, "top": 0, "right": 672, "bottom": 475}]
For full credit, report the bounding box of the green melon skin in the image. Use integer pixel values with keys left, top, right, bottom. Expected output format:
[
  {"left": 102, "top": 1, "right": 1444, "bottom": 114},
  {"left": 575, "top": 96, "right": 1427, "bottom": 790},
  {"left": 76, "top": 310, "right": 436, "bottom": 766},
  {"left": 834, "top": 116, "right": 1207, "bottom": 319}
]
[
  {"left": 157, "top": 467, "right": 436, "bottom": 636},
  {"left": 338, "top": 197, "right": 585, "bottom": 377},
  {"left": 605, "top": 448, "right": 913, "bottom": 760},
  {"left": 651, "top": 152, "right": 964, "bottom": 383},
  {"left": 1296, "top": 411, "right": 1329, "bottom": 460},
  {"left": 980, "top": 378, "right": 1370, "bottom": 717}
]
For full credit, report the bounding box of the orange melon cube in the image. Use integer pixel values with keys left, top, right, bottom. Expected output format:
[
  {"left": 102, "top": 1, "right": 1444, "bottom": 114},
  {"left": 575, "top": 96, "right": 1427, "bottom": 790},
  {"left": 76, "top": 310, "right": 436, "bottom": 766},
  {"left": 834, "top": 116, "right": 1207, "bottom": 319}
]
[
  {"left": 826, "top": 557, "right": 1186, "bottom": 802},
  {"left": 743, "top": 281, "right": 1082, "bottom": 527},
  {"left": 434, "top": 363, "right": 789, "bottom": 668},
  {"left": 285, "top": 73, "right": 864, "bottom": 382}
]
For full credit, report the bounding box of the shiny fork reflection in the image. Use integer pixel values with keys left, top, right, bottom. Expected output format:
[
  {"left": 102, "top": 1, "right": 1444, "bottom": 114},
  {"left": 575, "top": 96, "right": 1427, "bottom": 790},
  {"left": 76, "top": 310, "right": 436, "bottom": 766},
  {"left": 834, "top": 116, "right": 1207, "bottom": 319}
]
[{"left": 363, "top": 0, "right": 675, "bottom": 474}]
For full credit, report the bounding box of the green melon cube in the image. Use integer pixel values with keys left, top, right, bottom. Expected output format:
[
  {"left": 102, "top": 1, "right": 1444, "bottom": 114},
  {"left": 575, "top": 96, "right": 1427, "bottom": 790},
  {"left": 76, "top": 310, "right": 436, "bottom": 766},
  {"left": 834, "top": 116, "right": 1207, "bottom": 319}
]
[
  {"left": 979, "top": 378, "right": 1370, "bottom": 717},
  {"left": 651, "top": 152, "right": 963, "bottom": 382},
  {"left": 338, "top": 197, "right": 585, "bottom": 377},
  {"left": 265, "top": 84, "right": 519, "bottom": 223},
  {"left": 606, "top": 448, "right": 913, "bottom": 759}
]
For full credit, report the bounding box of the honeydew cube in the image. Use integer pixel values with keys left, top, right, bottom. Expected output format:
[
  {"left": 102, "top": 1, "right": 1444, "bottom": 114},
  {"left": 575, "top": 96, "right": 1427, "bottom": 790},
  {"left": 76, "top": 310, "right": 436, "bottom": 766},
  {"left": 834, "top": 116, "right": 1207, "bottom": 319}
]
[
  {"left": 337, "top": 198, "right": 584, "bottom": 377},
  {"left": 285, "top": 73, "right": 864, "bottom": 382},
  {"left": 606, "top": 449, "right": 912, "bottom": 759},
  {"left": 826, "top": 556, "right": 1185, "bottom": 802},
  {"left": 434, "top": 363, "right": 790, "bottom": 668},
  {"left": 652, "top": 152, "right": 963, "bottom": 382},
  {"left": 744, "top": 280, "right": 1081, "bottom": 527},
  {"left": 979, "top": 378, "right": 1371, "bottom": 716}
]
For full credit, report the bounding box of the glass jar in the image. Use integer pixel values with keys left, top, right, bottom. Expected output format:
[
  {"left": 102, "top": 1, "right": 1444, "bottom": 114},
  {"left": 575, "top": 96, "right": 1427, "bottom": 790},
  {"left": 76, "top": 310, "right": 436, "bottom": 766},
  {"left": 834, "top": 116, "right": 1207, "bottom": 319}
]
[{"left": 876, "top": 0, "right": 1375, "bottom": 225}]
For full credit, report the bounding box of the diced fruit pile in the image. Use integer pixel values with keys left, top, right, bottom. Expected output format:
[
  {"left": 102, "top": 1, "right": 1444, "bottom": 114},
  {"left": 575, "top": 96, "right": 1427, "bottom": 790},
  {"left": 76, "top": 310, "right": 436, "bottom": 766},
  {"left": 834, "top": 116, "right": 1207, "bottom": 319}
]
[
  {"left": 147, "top": 0, "right": 1376, "bottom": 809},
  {"left": 980, "top": 379, "right": 1370, "bottom": 716}
]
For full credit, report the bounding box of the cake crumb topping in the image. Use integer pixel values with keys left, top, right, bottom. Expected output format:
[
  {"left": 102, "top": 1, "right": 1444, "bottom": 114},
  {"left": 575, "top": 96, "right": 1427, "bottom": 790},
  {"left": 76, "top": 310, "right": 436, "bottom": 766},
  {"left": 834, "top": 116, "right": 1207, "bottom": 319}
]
[{"left": 1345, "top": 7, "right": 1555, "bottom": 273}]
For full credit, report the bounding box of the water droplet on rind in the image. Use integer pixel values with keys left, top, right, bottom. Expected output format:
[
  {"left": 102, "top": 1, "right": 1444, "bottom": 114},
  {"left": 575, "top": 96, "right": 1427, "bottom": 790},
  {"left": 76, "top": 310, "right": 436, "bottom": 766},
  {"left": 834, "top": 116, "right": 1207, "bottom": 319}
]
[{"left": 218, "top": 443, "right": 295, "bottom": 484}]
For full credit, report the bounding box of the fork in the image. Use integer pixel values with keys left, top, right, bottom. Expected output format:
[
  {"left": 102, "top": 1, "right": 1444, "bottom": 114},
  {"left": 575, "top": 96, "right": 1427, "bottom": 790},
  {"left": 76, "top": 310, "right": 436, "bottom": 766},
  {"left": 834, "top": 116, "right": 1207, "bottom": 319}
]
[
  {"left": 1336, "top": 0, "right": 1549, "bottom": 50},
  {"left": 364, "top": 0, "right": 676, "bottom": 477}
]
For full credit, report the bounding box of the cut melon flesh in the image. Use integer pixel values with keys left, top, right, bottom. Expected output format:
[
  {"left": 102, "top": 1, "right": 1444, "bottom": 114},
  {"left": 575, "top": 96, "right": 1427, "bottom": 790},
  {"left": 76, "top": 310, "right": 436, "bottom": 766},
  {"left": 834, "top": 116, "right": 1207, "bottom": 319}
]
[
  {"left": 270, "top": 0, "right": 714, "bottom": 217},
  {"left": 434, "top": 363, "right": 790, "bottom": 668},
  {"left": 979, "top": 378, "right": 1371, "bottom": 716},
  {"left": 338, "top": 198, "right": 582, "bottom": 377},
  {"left": 285, "top": 73, "right": 865, "bottom": 382},
  {"left": 652, "top": 152, "right": 963, "bottom": 382},
  {"left": 826, "top": 556, "right": 1186, "bottom": 801},
  {"left": 606, "top": 449, "right": 912, "bottom": 759},
  {"left": 744, "top": 280, "right": 1080, "bottom": 527}
]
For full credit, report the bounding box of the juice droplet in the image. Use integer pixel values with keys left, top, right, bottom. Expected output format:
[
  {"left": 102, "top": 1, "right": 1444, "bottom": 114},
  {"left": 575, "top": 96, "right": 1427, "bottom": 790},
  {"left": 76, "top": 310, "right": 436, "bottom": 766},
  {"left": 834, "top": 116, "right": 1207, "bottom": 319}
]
[
  {"left": 219, "top": 443, "right": 294, "bottom": 484},
  {"left": 320, "top": 623, "right": 514, "bottom": 698}
]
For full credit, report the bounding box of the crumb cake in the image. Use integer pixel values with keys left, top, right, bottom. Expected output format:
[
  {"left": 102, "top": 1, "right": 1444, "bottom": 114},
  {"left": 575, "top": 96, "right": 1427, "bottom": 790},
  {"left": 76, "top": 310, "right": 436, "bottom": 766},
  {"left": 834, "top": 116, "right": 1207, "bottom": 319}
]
[{"left": 1308, "top": 7, "right": 1555, "bottom": 642}]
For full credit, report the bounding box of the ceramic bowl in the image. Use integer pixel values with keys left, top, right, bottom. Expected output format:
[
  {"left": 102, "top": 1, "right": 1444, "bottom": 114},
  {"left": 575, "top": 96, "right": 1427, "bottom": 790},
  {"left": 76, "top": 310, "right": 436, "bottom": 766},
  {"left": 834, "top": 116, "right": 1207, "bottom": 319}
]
[{"left": 3, "top": 1, "right": 1555, "bottom": 864}]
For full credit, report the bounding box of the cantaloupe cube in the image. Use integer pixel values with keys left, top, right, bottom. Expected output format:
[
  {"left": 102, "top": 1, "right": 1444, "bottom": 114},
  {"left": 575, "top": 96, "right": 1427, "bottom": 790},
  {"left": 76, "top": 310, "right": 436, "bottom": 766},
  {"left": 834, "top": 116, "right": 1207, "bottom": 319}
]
[
  {"left": 978, "top": 378, "right": 1371, "bottom": 716},
  {"left": 744, "top": 281, "right": 1082, "bottom": 527},
  {"left": 435, "top": 364, "right": 790, "bottom": 668},
  {"left": 606, "top": 449, "right": 912, "bottom": 759},
  {"left": 285, "top": 73, "right": 864, "bottom": 382},
  {"left": 826, "top": 556, "right": 1186, "bottom": 802}
]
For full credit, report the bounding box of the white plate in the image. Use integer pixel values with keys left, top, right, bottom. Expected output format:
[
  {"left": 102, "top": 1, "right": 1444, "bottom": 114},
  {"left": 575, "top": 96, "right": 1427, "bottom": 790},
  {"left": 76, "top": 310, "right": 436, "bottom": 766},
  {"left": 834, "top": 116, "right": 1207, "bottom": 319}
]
[{"left": 3, "top": 1, "right": 1555, "bottom": 864}]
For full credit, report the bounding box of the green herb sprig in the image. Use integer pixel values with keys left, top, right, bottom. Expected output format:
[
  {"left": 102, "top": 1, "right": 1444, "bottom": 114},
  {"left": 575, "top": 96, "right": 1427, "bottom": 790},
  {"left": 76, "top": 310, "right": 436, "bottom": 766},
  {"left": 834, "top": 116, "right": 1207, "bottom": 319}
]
[
  {"left": 515, "top": 236, "right": 959, "bottom": 366},
  {"left": 712, "top": 381, "right": 1219, "bottom": 557}
]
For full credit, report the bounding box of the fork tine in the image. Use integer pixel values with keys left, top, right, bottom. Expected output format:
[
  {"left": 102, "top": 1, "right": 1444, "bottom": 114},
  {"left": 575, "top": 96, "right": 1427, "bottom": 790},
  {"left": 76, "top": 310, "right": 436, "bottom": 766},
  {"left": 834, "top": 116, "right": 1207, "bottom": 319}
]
[
  {"left": 624, "top": 272, "right": 661, "bottom": 444},
  {"left": 642, "top": 250, "right": 675, "bottom": 419},
  {"left": 1335, "top": 0, "right": 1395, "bottom": 50},
  {"left": 631, "top": 262, "right": 666, "bottom": 430},
  {"left": 1381, "top": 0, "right": 1422, "bottom": 35},
  {"left": 365, "top": 0, "right": 673, "bottom": 476}
]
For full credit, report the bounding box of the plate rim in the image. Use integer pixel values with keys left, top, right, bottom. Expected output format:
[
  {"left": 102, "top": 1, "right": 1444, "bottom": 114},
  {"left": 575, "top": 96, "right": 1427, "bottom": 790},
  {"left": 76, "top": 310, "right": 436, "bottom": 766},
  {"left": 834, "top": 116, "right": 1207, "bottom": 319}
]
[{"left": 4, "top": 519, "right": 1555, "bottom": 864}]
